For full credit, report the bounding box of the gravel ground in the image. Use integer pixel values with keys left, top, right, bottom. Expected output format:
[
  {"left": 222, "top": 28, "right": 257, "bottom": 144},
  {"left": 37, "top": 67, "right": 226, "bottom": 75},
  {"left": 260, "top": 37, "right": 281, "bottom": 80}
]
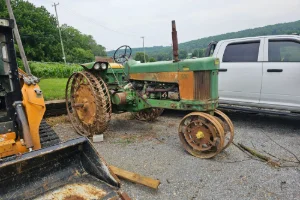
[{"left": 51, "top": 110, "right": 300, "bottom": 200}]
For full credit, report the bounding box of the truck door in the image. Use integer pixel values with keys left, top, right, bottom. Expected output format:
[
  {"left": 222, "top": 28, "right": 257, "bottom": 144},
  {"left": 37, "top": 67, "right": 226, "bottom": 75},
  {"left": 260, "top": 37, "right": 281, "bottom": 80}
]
[
  {"left": 261, "top": 38, "right": 300, "bottom": 111},
  {"left": 216, "top": 39, "right": 264, "bottom": 104}
]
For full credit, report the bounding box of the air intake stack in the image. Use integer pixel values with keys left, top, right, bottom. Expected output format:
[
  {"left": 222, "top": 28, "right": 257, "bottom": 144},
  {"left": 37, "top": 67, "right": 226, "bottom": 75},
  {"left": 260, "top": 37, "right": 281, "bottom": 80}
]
[{"left": 172, "top": 20, "right": 179, "bottom": 62}]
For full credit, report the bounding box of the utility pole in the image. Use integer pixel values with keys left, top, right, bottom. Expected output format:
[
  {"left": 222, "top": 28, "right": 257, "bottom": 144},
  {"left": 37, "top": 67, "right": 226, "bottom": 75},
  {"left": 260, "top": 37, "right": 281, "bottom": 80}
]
[
  {"left": 141, "top": 36, "right": 146, "bottom": 63},
  {"left": 6, "top": 0, "right": 31, "bottom": 75},
  {"left": 52, "top": 2, "right": 66, "bottom": 65}
]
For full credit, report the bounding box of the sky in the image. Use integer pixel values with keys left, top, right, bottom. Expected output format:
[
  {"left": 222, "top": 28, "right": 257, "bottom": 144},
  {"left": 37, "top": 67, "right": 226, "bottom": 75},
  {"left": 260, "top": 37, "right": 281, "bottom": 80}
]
[{"left": 29, "top": 0, "right": 300, "bottom": 51}]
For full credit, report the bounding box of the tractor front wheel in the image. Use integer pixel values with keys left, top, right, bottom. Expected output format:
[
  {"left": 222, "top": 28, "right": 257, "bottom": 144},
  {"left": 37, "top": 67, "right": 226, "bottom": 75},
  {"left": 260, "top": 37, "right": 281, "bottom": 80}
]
[
  {"left": 178, "top": 112, "right": 225, "bottom": 158},
  {"left": 66, "top": 71, "right": 112, "bottom": 137},
  {"left": 214, "top": 109, "right": 234, "bottom": 150}
]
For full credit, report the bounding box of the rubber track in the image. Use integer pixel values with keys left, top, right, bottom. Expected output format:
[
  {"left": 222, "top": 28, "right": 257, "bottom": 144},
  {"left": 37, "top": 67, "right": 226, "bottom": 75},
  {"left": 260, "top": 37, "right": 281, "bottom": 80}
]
[{"left": 39, "top": 119, "right": 61, "bottom": 148}]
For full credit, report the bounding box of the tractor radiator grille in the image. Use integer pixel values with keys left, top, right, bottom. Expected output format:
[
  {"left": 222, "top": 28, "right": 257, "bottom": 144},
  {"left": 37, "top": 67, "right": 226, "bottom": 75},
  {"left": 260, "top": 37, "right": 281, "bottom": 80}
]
[{"left": 194, "top": 71, "right": 211, "bottom": 100}]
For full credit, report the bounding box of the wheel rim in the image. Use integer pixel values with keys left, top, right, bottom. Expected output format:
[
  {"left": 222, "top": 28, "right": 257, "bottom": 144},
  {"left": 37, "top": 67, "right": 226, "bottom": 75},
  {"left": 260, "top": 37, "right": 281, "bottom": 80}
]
[
  {"left": 214, "top": 109, "right": 234, "bottom": 150},
  {"left": 66, "top": 71, "right": 111, "bottom": 137},
  {"left": 178, "top": 112, "right": 225, "bottom": 158}
]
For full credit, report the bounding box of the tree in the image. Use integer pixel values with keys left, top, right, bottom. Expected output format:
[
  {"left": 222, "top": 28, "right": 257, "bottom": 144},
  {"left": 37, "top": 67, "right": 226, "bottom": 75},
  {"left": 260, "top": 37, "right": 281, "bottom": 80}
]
[
  {"left": 192, "top": 49, "right": 199, "bottom": 57},
  {"left": 134, "top": 52, "right": 149, "bottom": 63},
  {"left": 60, "top": 24, "right": 108, "bottom": 62},
  {"left": 0, "top": 0, "right": 107, "bottom": 63},
  {"left": 198, "top": 49, "right": 205, "bottom": 57},
  {"left": 179, "top": 50, "right": 187, "bottom": 59},
  {"left": 0, "top": 0, "right": 61, "bottom": 62},
  {"left": 67, "top": 48, "right": 94, "bottom": 63},
  {"left": 92, "top": 44, "right": 107, "bottom": 57},
  {"left": 149, "top": 57, "right": 156, "bottom": 62},
  {"left": 191, "top": 48, "right": 205, "bottom": 58}
]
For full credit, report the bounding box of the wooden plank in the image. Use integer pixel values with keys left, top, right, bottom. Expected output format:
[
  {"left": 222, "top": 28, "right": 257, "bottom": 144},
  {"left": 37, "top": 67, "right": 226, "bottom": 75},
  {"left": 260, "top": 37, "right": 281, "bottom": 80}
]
[
  {"left": 109, "top": 165, "right": 160, "bottom": 189},
  {"left": 118, "top": 192, "right": 131, "bottom": 200}
]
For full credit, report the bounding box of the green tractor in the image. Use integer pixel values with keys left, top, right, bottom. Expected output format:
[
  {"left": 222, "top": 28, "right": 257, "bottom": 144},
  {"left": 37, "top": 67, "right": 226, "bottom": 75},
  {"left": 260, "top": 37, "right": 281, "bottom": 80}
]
[{"left": 66, "top": 21, "right": 234, "bottom": 158}]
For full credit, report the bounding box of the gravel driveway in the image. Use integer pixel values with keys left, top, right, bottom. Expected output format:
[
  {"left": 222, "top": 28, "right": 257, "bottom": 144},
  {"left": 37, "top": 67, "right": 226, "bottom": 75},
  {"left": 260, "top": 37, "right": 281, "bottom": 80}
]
[{"left": 51, "top": 110, "right": 300, "bottom": 200}]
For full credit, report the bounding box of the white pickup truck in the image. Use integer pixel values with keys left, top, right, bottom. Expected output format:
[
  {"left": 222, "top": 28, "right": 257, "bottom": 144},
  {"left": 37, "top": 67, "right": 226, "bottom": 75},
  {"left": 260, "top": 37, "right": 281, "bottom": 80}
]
[{"left": 206, "top": 35, "right": 300, "bottom": 113}]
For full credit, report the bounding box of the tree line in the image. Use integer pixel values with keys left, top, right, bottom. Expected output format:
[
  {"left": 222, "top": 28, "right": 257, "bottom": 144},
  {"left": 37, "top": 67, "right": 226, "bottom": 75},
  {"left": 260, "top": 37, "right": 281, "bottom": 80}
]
[
  {"left": 0, "top": 0, "right": 106, "bottom": 63},
  {"left": 108, "top": 20, "right": 300, "bottom": 61}
]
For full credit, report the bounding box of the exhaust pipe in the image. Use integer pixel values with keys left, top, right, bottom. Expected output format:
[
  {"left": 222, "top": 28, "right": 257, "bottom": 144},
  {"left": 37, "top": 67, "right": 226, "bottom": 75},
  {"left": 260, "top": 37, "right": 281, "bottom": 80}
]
[{"left": 172, "top": 20, "right": 179, "bottom": 62}]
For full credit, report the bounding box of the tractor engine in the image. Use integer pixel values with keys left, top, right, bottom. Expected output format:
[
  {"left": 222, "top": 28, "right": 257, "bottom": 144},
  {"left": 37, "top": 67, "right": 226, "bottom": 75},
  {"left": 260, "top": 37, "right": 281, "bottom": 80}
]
[{"left": 104, "top": 58, "right": 219, "bottom": 114}]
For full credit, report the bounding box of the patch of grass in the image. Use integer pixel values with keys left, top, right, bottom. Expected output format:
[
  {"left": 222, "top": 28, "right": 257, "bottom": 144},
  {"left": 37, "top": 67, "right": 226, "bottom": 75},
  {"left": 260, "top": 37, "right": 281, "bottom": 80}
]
[
  {"left": 28, "top": 62, "right": 82, "bottom": 78},
  {"left": 39, "top": 78, "right": 68, "bottom": 100}
]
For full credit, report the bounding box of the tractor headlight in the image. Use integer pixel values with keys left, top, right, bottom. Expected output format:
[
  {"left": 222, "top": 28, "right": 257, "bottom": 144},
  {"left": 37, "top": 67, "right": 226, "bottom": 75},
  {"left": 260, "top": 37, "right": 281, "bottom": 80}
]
[
  {"left": 94, "top": 63, "right": 101, "bottom": 70},
  {"left": 214, "top": 58, "right": 220, "bottom": 66},
  {"left": 101, "top": 63, "right": 107, "bottom": 70}
]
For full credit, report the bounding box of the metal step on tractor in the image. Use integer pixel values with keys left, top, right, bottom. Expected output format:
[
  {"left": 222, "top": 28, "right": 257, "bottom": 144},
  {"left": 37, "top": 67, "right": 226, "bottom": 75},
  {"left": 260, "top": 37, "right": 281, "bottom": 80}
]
[{"left": 66, "top": 21, "right": 234, "bottom": 159}]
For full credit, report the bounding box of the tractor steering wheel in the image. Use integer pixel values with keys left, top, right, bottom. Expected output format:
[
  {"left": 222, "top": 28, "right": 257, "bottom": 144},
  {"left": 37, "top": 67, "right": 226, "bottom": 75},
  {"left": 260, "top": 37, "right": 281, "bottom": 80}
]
[{"left": 113, "top": 45, "right": 132, "bottom": 63}]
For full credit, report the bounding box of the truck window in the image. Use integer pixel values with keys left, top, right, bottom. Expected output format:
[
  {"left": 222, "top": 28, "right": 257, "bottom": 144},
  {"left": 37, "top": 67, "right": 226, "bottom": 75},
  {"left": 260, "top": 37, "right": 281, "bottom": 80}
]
[
  {"left": 223, "top": 41, "right": 260, "bottom": 62},
  {"left": 269, "top": 40, "right": 300, "bottom": 62}
]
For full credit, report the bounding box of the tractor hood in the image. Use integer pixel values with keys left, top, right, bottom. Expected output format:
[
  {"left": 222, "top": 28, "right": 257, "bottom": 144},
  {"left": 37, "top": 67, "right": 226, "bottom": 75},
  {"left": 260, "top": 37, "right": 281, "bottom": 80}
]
[
  {"left": 81, "top": 62, "right": 124, "bottom": 69},
  {"left": 125, "top": 57, "right": 219, "bottom": 74},
  {"left": 81, "top": 62, "right": 95, "bottom": 69}
]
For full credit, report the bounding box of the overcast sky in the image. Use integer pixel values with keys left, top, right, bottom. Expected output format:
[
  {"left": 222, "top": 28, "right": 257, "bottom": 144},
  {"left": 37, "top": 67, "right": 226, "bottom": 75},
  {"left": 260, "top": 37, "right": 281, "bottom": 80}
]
[{"left": 29, "top": 0, "right": 300, "bottom": 50}]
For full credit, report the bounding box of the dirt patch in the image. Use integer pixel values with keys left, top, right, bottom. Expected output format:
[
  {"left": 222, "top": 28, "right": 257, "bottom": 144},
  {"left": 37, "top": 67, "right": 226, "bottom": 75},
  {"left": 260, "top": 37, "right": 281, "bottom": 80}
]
[
  {"left": 46, "top": 115, "right": 70, "bottom": 127},
  {"left": 50, "top": 111, "right": 300, "bottom": 200}
]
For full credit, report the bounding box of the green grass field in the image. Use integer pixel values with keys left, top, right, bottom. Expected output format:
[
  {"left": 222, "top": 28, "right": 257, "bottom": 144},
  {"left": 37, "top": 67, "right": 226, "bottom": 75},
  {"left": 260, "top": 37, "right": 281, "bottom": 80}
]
[{"left": 39, "top": 78, "right": 68, "bottom": 101}]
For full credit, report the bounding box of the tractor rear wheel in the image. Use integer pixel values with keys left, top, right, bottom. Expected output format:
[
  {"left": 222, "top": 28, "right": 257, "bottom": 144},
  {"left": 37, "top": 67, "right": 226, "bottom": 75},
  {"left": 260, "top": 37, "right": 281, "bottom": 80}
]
[
  {"left": 178, "top": 112, "right": 225, "bottom": 158},
  {"left": 66, "top": 71, "right": 112, "bottom": 137}
]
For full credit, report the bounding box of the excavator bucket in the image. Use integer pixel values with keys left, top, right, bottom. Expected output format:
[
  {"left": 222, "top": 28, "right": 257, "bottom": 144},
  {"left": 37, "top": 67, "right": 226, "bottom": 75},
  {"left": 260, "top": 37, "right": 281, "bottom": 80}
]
[{"left": 0, "top": 137, "right": 122, "bottom": 200}]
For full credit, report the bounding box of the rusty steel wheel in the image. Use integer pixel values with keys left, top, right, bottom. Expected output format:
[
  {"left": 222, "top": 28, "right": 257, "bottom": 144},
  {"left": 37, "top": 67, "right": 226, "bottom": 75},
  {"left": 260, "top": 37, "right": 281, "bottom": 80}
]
[
  {"left": 214, "top": 109, "right": 234, "bottom": 150},
  {"left": 178, "top": 112, "right": 225, "bottom": 158},
  {"left": 132, "top": 108, "right": 164, "bottom": 121},
  {"left": 66, "top": 71, "right": 112, "bottom": 137}
]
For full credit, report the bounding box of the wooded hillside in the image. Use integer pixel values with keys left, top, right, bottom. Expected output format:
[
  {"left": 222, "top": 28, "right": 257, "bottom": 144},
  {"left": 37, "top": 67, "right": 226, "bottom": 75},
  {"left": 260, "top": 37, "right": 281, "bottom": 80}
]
[{"left": 108, "top": 20, "right": 300, "bottom": 61}]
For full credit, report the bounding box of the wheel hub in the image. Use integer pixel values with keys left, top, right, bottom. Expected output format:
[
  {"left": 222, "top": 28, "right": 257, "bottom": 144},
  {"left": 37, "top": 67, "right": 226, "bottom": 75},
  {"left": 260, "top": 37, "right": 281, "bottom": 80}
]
[
  {"left": 185, "top": 119, "right": 216, "bottom": 151},
  {"left": 178, "top": 112, "right": 225, "bottom": 158},
  {"left": 74, "top": 84, "right": 96, "bottom": 125},
  {"left": 196, "top": 131, "right": 204, "bottom": 139}
]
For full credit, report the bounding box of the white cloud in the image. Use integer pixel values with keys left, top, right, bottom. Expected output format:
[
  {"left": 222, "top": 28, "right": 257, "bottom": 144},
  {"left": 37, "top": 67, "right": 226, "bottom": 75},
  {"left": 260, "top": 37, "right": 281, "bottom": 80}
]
[{"left": 29, "top": 0, "right": 299, "bottom": 50}]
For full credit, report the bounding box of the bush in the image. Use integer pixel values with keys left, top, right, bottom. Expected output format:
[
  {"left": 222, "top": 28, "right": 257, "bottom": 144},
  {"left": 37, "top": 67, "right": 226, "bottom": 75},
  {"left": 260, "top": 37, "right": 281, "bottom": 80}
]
[{"left": 28, "top": 62, "right": 83, "bottom": 78}]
